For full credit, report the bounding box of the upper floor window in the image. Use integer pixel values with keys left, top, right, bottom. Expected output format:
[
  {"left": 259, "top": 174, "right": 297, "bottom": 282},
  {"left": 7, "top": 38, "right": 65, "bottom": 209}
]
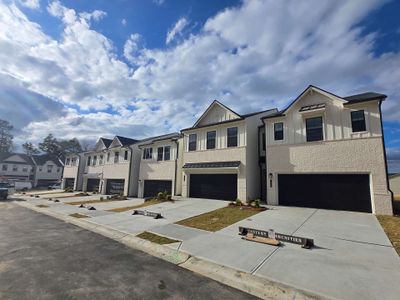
[
  {"left": 351, "top": 110, "right": 366, "bottom": 132},
  {"left": 306, "top": 117, "right": 323, "bottom": 142},
  {"left": 262, "top": 132, "right": 266, "bottom": 151},
  {"left": 114, "top": 152, "right": 119, "bottom": 163},
  {"left": 124, "top": 150, "right": 129, "bottom": 160},
  {"left": 143, "top": 148, "right": 152, "bottom": 160},
  {"left": 207, "top": 131, "right": 216, "bottom": 149},
  {"left": 2, "top": 164, "right": 8, "bottom": 171},
  {"left": 189, "top": 134, "right": 197, "bottom": 151},
  {"left": 47, "top": 165, "right": 53, "bottom": 173},
  {"left": 66, "top": 158, "right": 70, "bottom": 165},
  {"left": 157, "top": 147, "right": 163, "bottom": 161},
  {"left": 22, "top": 166, "right": 28, "bottom": 172},
  {"left": 87, "top": 156, "right": 91, "bottom": 166},
  {"left": 164, "top": 146, "right": 171, "bottom": 161},
  {"left": 274, "top": 122, "right": 284, "bottom": 141},
  {"left": 71, "top": 158, "right": 76, "bottom": 166},
  {"left": 13, "top": 165, "right": 18, "bottom": 172},
  {"left": 107, "top": 152, "right": 110, "bottom": 162},
  {"left": 57, "top": 167, "right": 60, "bottom": 172},
  {"left": 227, "top": 127, "right": 238, "bottom": 147},
  {"left": 99, "top": 155, "right": 103, "bottom": 165},
  {"left": 39, "top": 167, "right": 42, "bottom": 172},
  {"left": 93, "top": 155, "right": 97, "bottom": 166}
]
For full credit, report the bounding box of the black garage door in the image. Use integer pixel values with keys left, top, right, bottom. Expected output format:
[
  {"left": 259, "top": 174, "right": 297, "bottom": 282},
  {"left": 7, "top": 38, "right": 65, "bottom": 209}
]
[
  {"left": 64, "top": 178, "right": 75, "bottom": 189},
  {"left": 190, "top": 174, "right": 237, "bottom": 200},
  {"left": 278, "top": 174, "right": 372, "bottom": 213},
  {"left": 106, "top": 179, "right": 125, "bottom": 195},
  {"left": 144, "top": 180, "right": 172, "bottom": 198},
  {"left": 86, "top": 179, "right": 100, "bottom": 192}
]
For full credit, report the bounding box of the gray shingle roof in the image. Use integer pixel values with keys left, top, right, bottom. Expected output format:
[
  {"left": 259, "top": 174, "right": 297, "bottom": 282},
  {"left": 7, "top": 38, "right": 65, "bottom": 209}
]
[
  {"left": 183, "top": 161, "right": 241, "bottom": 169},
  {"left": 32, "top": 154, "right": 63, "bottom": 167},
  {"left": 115, "top": 136, "right": 139, "bottom": 146},
  {"left": 343, "top": 92, "right": 387, "bottom": 104},
  {"left": 0, "top": 152, "right": 35, "bottom": 165}
]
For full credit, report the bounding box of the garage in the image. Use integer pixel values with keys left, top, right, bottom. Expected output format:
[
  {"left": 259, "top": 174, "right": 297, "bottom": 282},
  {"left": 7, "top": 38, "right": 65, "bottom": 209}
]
[
  {"left": 143, "top": 180, "right": 172, "bottom": 198},
  {"left": 278, "top": 174, "right": 372, "bottom": 213},
  {"left": 106, "top": 179, "right": 125, "bottom": 195},
  {"left": 64, "top": 178, "right": 75, "bottom": 189},
  {"left": 86, "top": 178, "right": 100, "bottom": 192},
  {"left": 189, "top": 174, "right": 237, "bottom": 200}
]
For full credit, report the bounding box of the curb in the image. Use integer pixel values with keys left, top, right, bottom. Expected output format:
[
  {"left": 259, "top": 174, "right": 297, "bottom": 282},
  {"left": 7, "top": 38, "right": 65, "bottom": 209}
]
[{"left": 15, "top": 200, "right": 322, "bottom": 300}]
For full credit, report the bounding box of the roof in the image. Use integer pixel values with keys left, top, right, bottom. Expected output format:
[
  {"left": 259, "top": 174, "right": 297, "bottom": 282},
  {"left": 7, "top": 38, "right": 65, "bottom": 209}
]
[
  {"left": 115, "top": 136, "right": 139, "bottom": 147},
  {"left": 262, "top": 85, "right": 387, "bottom": 120},
  {"left": 0, "top": 152, "right": 35, "bottom": 165},
  {"left": 182, "top": 161, "right": 241, "bottom": 169},
  {"left": 100, "top": 138, "right": 112, "bottom": 148},
  {"left": 137, "top": 132, "right": 182, "bottom": 147},
  {"left": 32, "top": 154, "right": 63, "bottom": 167},
  {"left": 389, "top": 173, "right": 400, "bottom": 179}
]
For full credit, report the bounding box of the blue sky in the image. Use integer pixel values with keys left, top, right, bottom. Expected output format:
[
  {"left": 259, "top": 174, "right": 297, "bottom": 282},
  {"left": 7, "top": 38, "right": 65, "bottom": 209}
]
[{"left": 0, "top": 0, "right": 399, "bottom": 172}]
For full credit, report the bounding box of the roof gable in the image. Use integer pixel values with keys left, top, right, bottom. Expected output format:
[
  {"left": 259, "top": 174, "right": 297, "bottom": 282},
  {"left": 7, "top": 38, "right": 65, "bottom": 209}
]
[
  {"left": 94, "top": 137, "right": 112, "bottom": 151},
  {"left": 194, "top": 100, "right": 242, "bottom": 128},
  {"left": 0, "top": 153, "right": 34, "bottom": 165}
]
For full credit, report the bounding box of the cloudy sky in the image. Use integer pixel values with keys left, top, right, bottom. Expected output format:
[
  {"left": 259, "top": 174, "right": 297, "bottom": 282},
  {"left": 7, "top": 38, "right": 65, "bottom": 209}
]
[{"left": 0, "top": 0, "right": 399, "bottom": 171}]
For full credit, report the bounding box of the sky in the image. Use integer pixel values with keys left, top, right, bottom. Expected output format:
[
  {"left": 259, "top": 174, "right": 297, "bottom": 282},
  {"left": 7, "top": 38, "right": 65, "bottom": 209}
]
[{"left": 0, "top": 0, "right": 399, "bottom": 172}]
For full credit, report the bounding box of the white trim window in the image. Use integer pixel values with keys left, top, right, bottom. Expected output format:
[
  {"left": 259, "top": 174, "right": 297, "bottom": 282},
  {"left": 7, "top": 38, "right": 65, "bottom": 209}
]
[
  {"left": 351, "top": 110, "right": 366, "bottom": 133},
  {"left": 306, "top": 116, "right": 323, "bottom": 142},
  {"left": 274, "top": 122, "right": 284, "bottom": 141},
  {"left": 143, "top": 148, "right": 153, "bottom": 160},
  {"left": 188, "top": 134, "right": 197, "bottom": 151}
]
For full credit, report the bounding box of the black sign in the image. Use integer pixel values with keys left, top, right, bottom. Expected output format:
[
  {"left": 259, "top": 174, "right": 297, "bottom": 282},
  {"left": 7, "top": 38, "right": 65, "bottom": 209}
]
[
  {"left": 239, "top": 226, "right": 314, "bottom": 249},
  {"left": 132, "top": 210, "right": 162, "bottom": 219}
]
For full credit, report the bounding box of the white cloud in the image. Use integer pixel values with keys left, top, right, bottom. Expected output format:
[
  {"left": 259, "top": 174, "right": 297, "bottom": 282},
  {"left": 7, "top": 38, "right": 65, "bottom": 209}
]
[
  {"left": 153, "top": 0, "right": 165, "bottom": 6},
  {"left": 123, "top": 33, "right": 144, "bottom": 65},
  {"left": 121, "top": 18, "right": 127, "bottom": 26},
  {"left": 18, "top": 0, "right": 40, "bottom": 9},
  {"left": 166, "top": 17, "right": 188, "bottom": 45}
]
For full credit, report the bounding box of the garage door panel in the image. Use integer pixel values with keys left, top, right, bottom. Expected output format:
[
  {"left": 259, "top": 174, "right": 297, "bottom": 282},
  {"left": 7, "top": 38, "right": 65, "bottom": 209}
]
[
  {"left": 278, "top": 174, "right": 371, "bottom": 213},
  {"left": 144, "top": 180, "right": 172, "bottom": 198},
  {"left": 190, "top": 174, "right": 237, "bottom": 201},
  {"left": 106, "top": 179, "right": 125, "bottom": 195},
  {"left": 65, "top": 178, "right": 75, "bottom": 189},
  {"left": 86, "top": 179, "right": 100, "bottom": 192}
]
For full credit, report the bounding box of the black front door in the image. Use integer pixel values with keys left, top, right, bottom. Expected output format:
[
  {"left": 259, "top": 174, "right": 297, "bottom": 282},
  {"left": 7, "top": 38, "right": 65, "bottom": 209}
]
[
  {"left": 86, "top": 179, "right": 100, "bottom": 192},
  {"left": 278, "top": 174, "right": 372, "bottom": 213},
  {"left": 106, "top": 179, "right": 125, "bottom": 195},
  {"left": 143, "top": 180, "right": 172, "bottom": 198},
  {"left": 189, "top": 174, "right": 237, "bottom": 200}
]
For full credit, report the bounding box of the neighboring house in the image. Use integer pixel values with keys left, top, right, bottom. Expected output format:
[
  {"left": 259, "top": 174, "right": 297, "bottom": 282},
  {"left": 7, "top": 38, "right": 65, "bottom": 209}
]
[
  {"left": 262, "top": 85, "right": 393, "bottom": 215},
  {"left": 32, "top": 154, "right": 64, "bottom": 187},
  {"left": 137, "top": 132, "right": 183, "bottom": 198},
  {"left": 180, "top": 100, "right": 277, "bottom": 202},
  {"left": 389, "top": 174, "right": 400, "bottom": 195},
  {"left": 0, "top": 153, "right": 35, "bottom": 183},
  {"left": 62, "top": 153, "right": 85, "bottom": 191},
  {"left": 83, "top": 136, "right": 141, "bottom": 196}
]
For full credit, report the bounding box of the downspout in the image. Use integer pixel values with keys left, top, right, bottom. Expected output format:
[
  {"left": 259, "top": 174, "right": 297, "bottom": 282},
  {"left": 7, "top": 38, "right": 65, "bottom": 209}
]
[
  {"left": 378, "top": 100, "right": 394, "bottom": 214},
  {"left": 127, "top": 145, "right": 134, "bottom": 197},
  {"left": 173, "top": 139, "right": 179, "bottom": 196},
  {"left": 257, "top": 125, "right": 263, "bottom": 202}
]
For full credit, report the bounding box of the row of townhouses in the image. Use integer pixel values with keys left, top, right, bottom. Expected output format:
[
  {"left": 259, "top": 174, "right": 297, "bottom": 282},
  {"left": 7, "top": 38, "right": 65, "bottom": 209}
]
[
  {"left": 0, "top": 153, "right": 63, "bottom": 188},
  {"left": 62, "top": 86, "right": 394, "bottom": 215}
]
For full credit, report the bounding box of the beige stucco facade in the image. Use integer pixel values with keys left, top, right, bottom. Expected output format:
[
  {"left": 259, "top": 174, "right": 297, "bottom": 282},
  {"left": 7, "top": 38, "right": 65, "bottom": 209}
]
[
  {"left": 62, "top": 154, "right": 84, "bottom": 190},
  {"left": 389, "top": 175, "right": 400, "bottom": 195},
  {"left": 264, "top": 87, "right": 393, "bottom": 215}
]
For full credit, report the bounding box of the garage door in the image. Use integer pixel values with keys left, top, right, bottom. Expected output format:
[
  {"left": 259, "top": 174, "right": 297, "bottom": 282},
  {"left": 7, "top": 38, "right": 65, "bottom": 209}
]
[
  {"left": 278, "top": 174, "right": 372, "bottom": 213},
  {"left": 143, "top": 180, "right": 172, "bottom": 198},
  {"left": 106, "top": 179, "right": 125, "bottom": 195},
  {"left": 190, "top": 174, "right": 237, "bottom": 200},
  {"left": 64, "top": 178, "right": 75, "bottom": 189},
  {"left": 86, "top": 179, "right": 100, "bottom": 192}
]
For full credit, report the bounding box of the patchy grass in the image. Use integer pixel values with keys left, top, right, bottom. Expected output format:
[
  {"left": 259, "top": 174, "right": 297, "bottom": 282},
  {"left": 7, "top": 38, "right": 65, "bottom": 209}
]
[
  {"left": 69, "top": 213, "right": 90, "bottom": 219},
  {"left": 394, "top": 194, "right": 400, "bottom": 202},
  {"left": 136, "top": 231, "right": 179, "bottom": 244},
  {"left": 176, "top": 206, "right": 264, "bottom": 232},
  {"left": 106, "top": 199, "right": 163, "bottom": 212},
  {"left": 377, "top": 215, "right": 400, "bottom": 256},
  {"left": 36, "top": 204, "right": 49, "bottom": 208},
  {"left": 66, "top": 199, "right": 119, "bottom": 205}
]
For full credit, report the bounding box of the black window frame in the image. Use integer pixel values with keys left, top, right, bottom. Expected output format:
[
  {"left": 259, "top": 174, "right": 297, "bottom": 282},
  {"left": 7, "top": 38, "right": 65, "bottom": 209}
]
[
  {"left": 114, "top": 152, "right": 119, "bottom": 163},
  {"left": 227, "top": 127, "right": 238, "bottom": 147},
  {"left": 306, "top": 116, "right": 323, "bottom": 142},
  {"left": 124, "top": 150, "right": 129, "bottom": 160},
  {"left": 2, "top": 164, "right": 8, "bottom": 171},
  {"left": 274, "top": 122, "right": 284, "bottom": 141},
  {"left": 164, "top": 146, "right": 171, "bottom": 161},
  {"left": 351, "top": 110, "right": 366, "bottom": 133},
  {"left": 87, "top": 156, "right": 91, "bottom": 166},
  {"left": 107, "top": 152, "right": 110, "bottom": 162},
  {"left": 188, "top": 134, "right": 197, "bottom": 151},
  {"left": 143, "top": 148, "right": 153, "bottom": 160},
  {"left": 157, "top": 147, "right": 163, "bottom": 161},
  {"left": 262, "top": 132, "right": 266, "bottom": 151},
  {"left": 93, "top": 155, "right": 97, "bottom": 166},
  {"left": 206, "top": 131, "right": 216, "bottom": 150}
]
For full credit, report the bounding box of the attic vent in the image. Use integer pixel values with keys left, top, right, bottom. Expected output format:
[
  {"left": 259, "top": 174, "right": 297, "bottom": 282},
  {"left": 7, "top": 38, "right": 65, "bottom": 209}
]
[{"left": 299, "top": 103, "right": 325, "bottom": 112}]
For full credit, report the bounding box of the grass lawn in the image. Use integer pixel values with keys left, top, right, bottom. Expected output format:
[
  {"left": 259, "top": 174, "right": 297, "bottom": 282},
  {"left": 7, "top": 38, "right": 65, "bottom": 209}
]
[
  {"left": 69, "top": 213, "right": 90, "bottom": 218},
  {"left": 36, "top": 204, "right": 49, "bottom": 208},
  {"left": 106, "top": 199, "right": 163, "bottom": 212},
  {"left": 66, "top": 199, "right": 119, "bottom": 205},
  {"left": 377, "top": 198, "right": 400, "bottom": 256},
  {"left": 136, "top": 231, "right": 179, "bottom": 244},
  {"left": 176, "top": 206, "right": 265, "bottom": 232}
]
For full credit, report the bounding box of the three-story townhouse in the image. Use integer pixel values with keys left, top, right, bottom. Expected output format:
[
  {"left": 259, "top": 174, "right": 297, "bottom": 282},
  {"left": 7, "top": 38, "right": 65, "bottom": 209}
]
[
  {"left": 0, "top": 153, "right": 35, "bottom": 184},
  {"left": 180, "top": 100, "right": 277, "bottom": 202},
  {"left": 32, "top": 154, "right": 64, "bottom": 187},
  {"left": 62, "top": 153, "right": 85, "bottom": 190},
  {"left": 137, "top": 133, "right": 183, "bottom": 198},
  {"left": 262, "top": 85, "right": 393, "bottom": 215}
]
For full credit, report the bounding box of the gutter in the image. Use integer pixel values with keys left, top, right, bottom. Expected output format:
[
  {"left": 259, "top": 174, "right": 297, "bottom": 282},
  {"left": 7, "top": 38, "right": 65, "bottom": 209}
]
[{"left": 378, "top": 100, "right": 394, "bottom": 214}]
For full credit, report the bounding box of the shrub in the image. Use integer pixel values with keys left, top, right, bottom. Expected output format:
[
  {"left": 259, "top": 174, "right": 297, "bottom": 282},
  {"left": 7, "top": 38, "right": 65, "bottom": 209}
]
[
  {"left": 64, "top": 187, "right": 73, "bottom": 193},
  {"left": 157, "top": 192, "right": 165, "bottom": 200},
  {"left": 166, "top": 194, "right": 172, "bottom": 201},
  {"left": 254, "top": 199, "right": 260, "bottom": 208},
  {"left": 235, "top": 199, "right": 242, "bottom": 206}
]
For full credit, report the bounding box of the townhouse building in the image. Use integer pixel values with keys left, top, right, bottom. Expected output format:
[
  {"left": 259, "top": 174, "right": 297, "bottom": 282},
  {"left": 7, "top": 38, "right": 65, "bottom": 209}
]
[
  {"left": 32, "top": 154, "right": 64, "bottom": 187},
  {"left": 82, "top": 136, "right": 141, "bottom": 196},
  {"left": 137, "top": 133, "right": 183, "bottom": 198},
  {"left": 180, "top": 100, "right": 277, "bottom": 202},
  {"left": 262, "top": 85, "right": 393, "bottom": 215},
  {"left": 0, "top": 153, "right": 35, "bottom": 183},
  {"left": 62, "top": 153, "right": 85, "bottom": 190}
]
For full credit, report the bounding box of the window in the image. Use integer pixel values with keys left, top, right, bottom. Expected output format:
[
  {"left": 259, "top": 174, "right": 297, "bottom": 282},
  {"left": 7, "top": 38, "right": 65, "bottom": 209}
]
[
  {"left": 188, "top": 134, "right": 197, "bottom": 151},
  {"left": 99, "top": 155, "right": 103, "bottom": 165},
  {"left": 39, "top": 167, "right": 42, "bottom": 172},
  {"left": 143, "top": 148, "right": 153, "bottom": 160},
  {"left": 306, "top": 117, "right": 323, "bottom": 142},
  {"left": 351, "top": 110, "right": 366, "bottom": 132},
  {"left": 93, "top": 155, "right": 97, "bottom": 166},
  {"left": 66, "top": 158, "right": 70, "bottom": 165},
  {"left": 107, "top": 152, "right": 110, "bottom": 162},
  {"left": 47, "top": 165, "right": 53, "bottom": 173},
  {"left": 57, "top": 168, "right": 60, "bottom": 172},
  {"left": 262, "top": 132, "right": 266, "bottom": 151},
  {"left": 71, "top": 158, "right": 76, "bottom": 166},
  {"left": 87, "top": 156, "right": 91, "bottom": 166},
  {"left": 227, "top": 127, "right": 238, "bottom": 147},
  {"left": 22, "top": 166, "right": 28, "bottom": 172},
  {"left": 164, "top": 146, "right": 171, "bottom": 161},
  {"left": 124, "top": 150, "right": 129, "bottom": 160},
  {"left": 2, "top": 164, "right": 8, "bottom": 171},
  {"left": 13, "top": 165, "right": 18, "bottom": 172},
  {"left": 157, "top": 147, "right": 163, "bottom": 161},
  {"left": 274, "top": 122, "right": 284, "bottom": 141},
  {"left": 207, "top": 131, "right": 216, "bottom": 149},
  {"left": 114, "top": 152, "right": 119, "bottom": 163}
]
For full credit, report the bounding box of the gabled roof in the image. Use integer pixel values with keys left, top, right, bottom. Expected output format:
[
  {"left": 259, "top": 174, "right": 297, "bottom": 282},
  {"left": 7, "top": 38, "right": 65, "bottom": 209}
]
[
  {"left": 32, "top": 154, "right": 64, "bottom": 167},
  {"left": 193, "top": 100, "right": 242, "bottom": 128},
  {"left": 389, "top": 173, "right": 400, "bottom": 179},
  {"left": 100, "top": 138, "right": 112, "bottom": 148},
  {"left": 0, "top": 152, "right": 35, "bottom": 165},
  {"left": 114, "top": 136, "right": 138, "bottom": 147},
  {"left": 137, "top": 132, "right": 182, "bottom": 147},
  {"left": 262, "top": 85, "right": 387, "bottom": 120}
]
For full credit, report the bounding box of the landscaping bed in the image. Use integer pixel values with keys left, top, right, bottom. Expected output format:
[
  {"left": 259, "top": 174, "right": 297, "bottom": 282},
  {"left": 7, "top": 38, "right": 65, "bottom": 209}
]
[
  {"left": 69, "top": 213, "right": 90, "bottom": 218},
  {"left": 65, "top": 198, "right": 122, "bottom": 205},
  {"left": 176, "top": 205, "right": 265, "bottom": 232},
  {"left": 377, "top": 198, "right": 400, "bottom": 256},
  {"left": 136, "top": 231, "right": 179, "bottom": 244},
  {"left": 106, "top": 199, "right": 163, "bottom": 212},
  {"left": 36, "top": 204, "right": 49, "bottom": 208}
]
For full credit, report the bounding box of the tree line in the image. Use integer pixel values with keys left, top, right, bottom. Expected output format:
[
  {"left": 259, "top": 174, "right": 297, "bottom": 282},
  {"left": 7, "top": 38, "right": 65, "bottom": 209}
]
[{"left": 0, "top": 119, "right": 84, "bottom": 157}]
